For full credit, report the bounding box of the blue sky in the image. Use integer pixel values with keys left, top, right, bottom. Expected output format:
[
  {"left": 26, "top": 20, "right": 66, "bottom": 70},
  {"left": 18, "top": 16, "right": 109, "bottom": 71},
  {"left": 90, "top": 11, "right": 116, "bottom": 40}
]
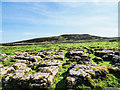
[{"left": 1, "top": 2, "right": 118, "bottom": 43}]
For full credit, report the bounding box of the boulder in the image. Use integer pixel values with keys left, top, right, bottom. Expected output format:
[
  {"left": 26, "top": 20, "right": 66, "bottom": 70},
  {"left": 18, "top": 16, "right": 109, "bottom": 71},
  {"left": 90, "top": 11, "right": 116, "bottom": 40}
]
[
  {"left": 0, "top": 54, "right": 6, "bottom": 57},
  {"left": 66, "top": 76, "right": 78, "bottom": 86},
  {"left": 12, "top": 63, "right": 32, "bottom": 73},
  {"left": 66, "top": 64, "right": 109, "bottom": 88},
  {"left": 15, "top": 56, "right": 42, "bottom": 62},
  {"left": 14, "top": 51, "right": 23, "bottom": 55},
  {"left": 115, "top": 51, "right": 120, "bottom": 55},
  {"left": 52, "top": 55, "right": 64, "bottom": 60},
  {"left": 12, "top": 70, "right": 25, "bottom": 79},
  {"left": 16, "top": 60, "right": 32, "bottom": 64},
  {"left": 73, "top": 56, "right": 81, "bottom": 60},
  {"left": 15, "top": 51, "right": 28, "bottom": 56},
  {"left": 66, "top": 50, "right": 84, "bottom": 58},
  {"left": 29, "top": 60, "right": 62, "bottom": 69},
  {"left": 81, "top": 54, "right": 91, "bottom": 60},
  {"left": 38, "top": 49, "right": 57, "bottom": 55},
  {"left": 14, "top": 55, "right": 25, "bottom": 59},
  {"left": 39, "top": 60, "right": 62, "bottom": 67},
  {"left": 51, "top": 51, "right": 64, "bottom": 60},
  {"left": 108, "top": 66, "right": 120, "bottom": 74},
  {"left": 1, "top": 66, "right": 15, "bottom": 75},
  {"left": 93, "top": 57, "right": 103, "bottom": 63},
  {"left": 115, "top": 63, "right": 120, "bottom": 68},
  {"left": 12, "top": 63, "right": 27, "bottom": 70},
  {"left": 112, "top": 55, "right": 120, "bottom": 63},
  {"left": 28, "top": 60, "right": 43, "bottom": 69},
  {"left": 2, "top": 55, "right": 16, "bottom": 62},
  {"left": 48, "top": 75, "right": 55, "bottom": 86},
  {"left": 27, "top": 56, "right": 42, "bottom": 62},
  {"left": 2, "top": 74, "right": 14, "bottom": 86},
  {"left": 102, "top": 54, "right": 114, "bottom": 61},
  {"left": 95, "top": 50, "right": 114, "bottom": 57},
  {"left": 37, "top": 66, "right": 59, "bottom": 76},
  {"left": 37, "top": 52, "right": 45, "bottom": 58},
  {"left": 6, "top": 72, "right": 50, "bottom": 88},
  {"left": 0, "top": 64, "right": 4, "bottom": 68}
]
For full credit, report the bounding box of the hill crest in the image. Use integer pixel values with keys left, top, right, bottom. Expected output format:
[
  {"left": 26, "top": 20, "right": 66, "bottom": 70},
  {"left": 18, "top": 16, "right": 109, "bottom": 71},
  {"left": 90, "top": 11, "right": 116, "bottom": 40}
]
[{"left": 1, "top": 34, "right": 118, "bottom": 46}]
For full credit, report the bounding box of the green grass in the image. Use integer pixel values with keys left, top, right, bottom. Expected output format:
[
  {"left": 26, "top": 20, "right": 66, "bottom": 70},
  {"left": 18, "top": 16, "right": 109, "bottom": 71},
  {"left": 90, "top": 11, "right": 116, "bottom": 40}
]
[
  {"left": 25, "top": 70, "right": 36, "bottom": 75},
  {"left": 1, "top": 42, "right": 119, "bottom": 54},
  {"left": 51, "top": 64, "right": 70, "bottom": 89},
  {"left": 1, "top": 41, "right": 120, "bottom": 89},
  {"left": 93, "top": 74, "right": 120, "bottom": 88},
  {"left": 98, "top": 61, "right": 114, "bottom": 66},
  {"left": 2, "top": 58, "right": 15, "bottom": 66}
]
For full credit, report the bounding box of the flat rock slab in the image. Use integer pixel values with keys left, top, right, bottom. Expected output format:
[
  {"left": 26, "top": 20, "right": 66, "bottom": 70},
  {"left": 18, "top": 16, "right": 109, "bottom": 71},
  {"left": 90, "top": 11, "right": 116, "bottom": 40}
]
[
  {"left": 66, "top": 64, "right": 109, "bottom": 88},
  {"left": 15, "top": 56, "right": 42, "bottom": 62}
]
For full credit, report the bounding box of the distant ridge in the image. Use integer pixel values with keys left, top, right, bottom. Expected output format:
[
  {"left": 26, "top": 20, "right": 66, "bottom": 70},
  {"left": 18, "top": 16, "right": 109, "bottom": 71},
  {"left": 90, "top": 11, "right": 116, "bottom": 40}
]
[
  {"left": 1, "top": 34, "right": 118, "bottom": 46},
  {"left": 13, "top": 34, "right": 108, "bottom": 43}
]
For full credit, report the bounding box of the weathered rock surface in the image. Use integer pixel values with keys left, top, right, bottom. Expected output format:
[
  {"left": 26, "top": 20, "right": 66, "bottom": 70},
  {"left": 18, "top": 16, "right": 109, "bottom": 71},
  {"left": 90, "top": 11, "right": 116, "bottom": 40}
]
[
  {"left": 2, "top": 58, "right": 62, "bottom": 88},
  {"left": 30, "top": 60, "right": 62, "bottom": 69},
  {"left": 15, "top": 51, "right": 28, "bottom": 56},
  {"left": 38, "top": 49, "right": 57, "bottom": 55},
  {"left": 93, "top": 57, "right": 103, "bottom": 63},
  {"left": 15, "top": 56, "right": 42, "bottom": 62},
  {"left": 66, "top": 50, "right": 84, "bottom": 58},
  {"left": 1, "top": 55, "right": 16, "bottom": 62},
  {"left": 1, "top": 48, "right": 120, "bottom": 89},
  {"left": 66, "top": 50, "right": 91, "bottom": 64},
  {"left": 16, "top": 60, "right": 32, "bottom": 64},
  {"left": 1, "top": 66, "right": 15, "bottom": 75},
  {"left": 47, "top": 50, "right": 65, "bottom": 60},
  {"left": 107, "top": 66, "right": 120, "bottom": 74},
  {"left": 66, "top": 64, "right": 108, "bottom": 88},
  {"left": 95, "top": 50, "right": 114, "bottom": 57},
  {"left": 0, "top": 54, "right": 6, "bottom": 57},
  {"left": 94, "top": 50, "right": 120, "bottom": 67}
]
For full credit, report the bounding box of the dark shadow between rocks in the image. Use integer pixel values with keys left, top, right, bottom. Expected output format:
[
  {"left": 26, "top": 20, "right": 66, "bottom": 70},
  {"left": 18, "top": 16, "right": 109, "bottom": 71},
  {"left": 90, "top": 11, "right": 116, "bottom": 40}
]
[{"left": 55, "top": 71, "right": 68, "bottom": 90}]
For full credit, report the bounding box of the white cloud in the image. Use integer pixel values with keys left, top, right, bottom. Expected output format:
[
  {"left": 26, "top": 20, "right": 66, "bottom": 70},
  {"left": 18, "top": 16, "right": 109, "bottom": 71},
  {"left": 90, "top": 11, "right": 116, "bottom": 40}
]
[
  {"left": 0, "top": 30, "right": 2, "bottom": 33},
  {"left": 38, "top": 15, "right": 117, "bottom": 28},
  {"left": 3, "top": 2, "right": 118, "bottom": 38},
  {"left": 4, "top": 2, "right": 117, "bottom": 27}
]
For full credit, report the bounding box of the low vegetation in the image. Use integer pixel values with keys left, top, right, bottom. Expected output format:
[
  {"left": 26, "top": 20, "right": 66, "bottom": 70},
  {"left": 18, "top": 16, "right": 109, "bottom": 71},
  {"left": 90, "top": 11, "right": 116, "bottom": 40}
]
[{"left": 0, "top": 41, "right": 120, "bottom": 89}]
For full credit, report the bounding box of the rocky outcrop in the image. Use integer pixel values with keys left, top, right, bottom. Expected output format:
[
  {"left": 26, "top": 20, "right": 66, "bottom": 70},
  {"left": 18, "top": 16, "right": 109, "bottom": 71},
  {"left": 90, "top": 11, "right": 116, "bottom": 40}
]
[
  {"left": 15, "top": 51, "right": 28, "bottom": 56},
  {"left": 65, "top": 50, "right": 91, "bottom": 64},
  {"left": 15, "top": 56, "right": 42, "bottom": 62},
  {"left": 38, "top": 49, "right": 57, "bottom": 55},
  {"left": 46, "top": 50, "right": 64, "bottom": 60},
  {"left": 1, "top": 66, "right": 15, "bottom": 75},
  {"left": 66, "top": 64, "right": 108, "bottom": 88},
  {"left": 1, "top": 48, "right": 120, "bottom": 89},
  {"left": 1, "top": 55, "right": 16, "bottom": 62},
  {"left": 2, "top": 57, "right": 62, "bottom": 88},
  {"left": 93, "top": 57, "right": 103, "bottom": 63},
  {"left": 94, "top": 49, "right": 120, "bottom": 67}
]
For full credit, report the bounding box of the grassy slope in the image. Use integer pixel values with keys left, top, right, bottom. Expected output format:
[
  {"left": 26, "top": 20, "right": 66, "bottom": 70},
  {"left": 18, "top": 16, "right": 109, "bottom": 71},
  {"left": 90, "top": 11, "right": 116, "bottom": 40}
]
[{"left": 1, "top": 34, "right": 118, "bottom": 46}]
